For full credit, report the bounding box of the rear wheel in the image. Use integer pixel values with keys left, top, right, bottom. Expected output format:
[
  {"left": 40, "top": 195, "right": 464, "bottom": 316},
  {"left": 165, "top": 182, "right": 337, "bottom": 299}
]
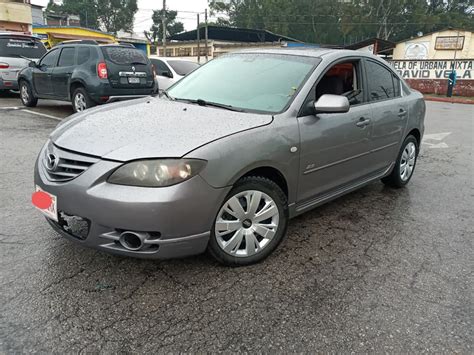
[
  {"left": 382, "top": 135, "right": 418, "bottom": 188},
  {"left": 72, "top": 87, "right": 95, "bottom": 113},
  {"left": 208, "top": 176, "right": 289, "bottom": 266},
  {"left": 19, "top": 80, "right": 38, "bottom": 107}
]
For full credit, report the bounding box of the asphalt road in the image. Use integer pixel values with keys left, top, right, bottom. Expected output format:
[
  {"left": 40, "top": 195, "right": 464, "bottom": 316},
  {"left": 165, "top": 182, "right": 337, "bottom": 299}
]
[{"left": 0, "top": 98, "right": 472, "bottom": 353}]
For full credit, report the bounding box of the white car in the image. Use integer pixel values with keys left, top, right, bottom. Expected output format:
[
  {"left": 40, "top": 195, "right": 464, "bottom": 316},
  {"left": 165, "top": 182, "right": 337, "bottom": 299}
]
[{"left": 149, "top": 57, "right": 199, "bottom": 91}]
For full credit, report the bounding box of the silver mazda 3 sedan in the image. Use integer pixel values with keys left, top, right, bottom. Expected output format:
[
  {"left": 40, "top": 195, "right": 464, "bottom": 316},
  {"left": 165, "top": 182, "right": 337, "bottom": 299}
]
[{"left": 34, "top": 49, "right": 425, "bottom": 266}]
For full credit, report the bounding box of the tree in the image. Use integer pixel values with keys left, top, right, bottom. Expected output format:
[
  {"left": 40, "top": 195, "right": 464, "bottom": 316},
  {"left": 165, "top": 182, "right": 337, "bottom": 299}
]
[
  {"left": 144, "top": 9, "right": 184, "bottom": 47},
  {"left": 47, "top": 0, "right": 138, "bottom": 34},
  {"left": 209, "top": 0, "right": 473, "bottom": 44}
]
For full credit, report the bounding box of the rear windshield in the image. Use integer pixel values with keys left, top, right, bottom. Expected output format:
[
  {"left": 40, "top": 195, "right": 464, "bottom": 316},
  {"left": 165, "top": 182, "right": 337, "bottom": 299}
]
[
  {"left": 0, "top": 37, "right": 47, "bottom": 59},
  {"left": 167, "top": 60, "right": 199, "bottom": 76},
  {"left": 101, "top": 46, "right": 148, "bottom": 65}
]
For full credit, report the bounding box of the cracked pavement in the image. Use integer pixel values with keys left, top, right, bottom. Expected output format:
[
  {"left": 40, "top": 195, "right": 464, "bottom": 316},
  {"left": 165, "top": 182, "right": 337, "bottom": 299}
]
[{"left": 0, "top": 98, "right": 472, "bottom": 352}]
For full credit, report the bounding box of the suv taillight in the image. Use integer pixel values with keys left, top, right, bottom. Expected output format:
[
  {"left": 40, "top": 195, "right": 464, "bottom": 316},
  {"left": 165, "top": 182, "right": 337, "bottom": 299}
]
[
  {"left": 97, "top": 62, "right": 108, "bottom": 79},
  {"left": 152, "top": 64, "right": 156, "bottom": 77},
  {"left": 0, "top": 62, "right": 9, "bottom": 69}
]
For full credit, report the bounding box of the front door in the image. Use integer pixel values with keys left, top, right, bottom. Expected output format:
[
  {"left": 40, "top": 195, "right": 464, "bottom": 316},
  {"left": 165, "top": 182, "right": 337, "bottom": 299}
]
[
  {"left": 296, "top": 58, "right": 374, "bottom": 206},
  {"left": 52, "top": 47, "right": 76, "bottom": 99},
  {"left": 33, "top": 48, "right": 59, "bottom": 96}
]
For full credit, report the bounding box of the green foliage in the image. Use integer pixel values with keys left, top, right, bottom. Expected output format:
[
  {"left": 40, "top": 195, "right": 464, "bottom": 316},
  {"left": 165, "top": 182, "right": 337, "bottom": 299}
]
[
  {"left": 210, "top": 0, "right": 474, "bottom": 44},
  {"left": 144, "top": 10, "right": 185, "bottom": 46},
  {"left": 47, "top": 0, "right": 138, "bottom": 34}
]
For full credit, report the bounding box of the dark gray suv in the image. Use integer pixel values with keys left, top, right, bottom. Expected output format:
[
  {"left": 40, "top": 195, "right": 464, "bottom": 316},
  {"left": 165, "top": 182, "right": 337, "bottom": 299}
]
[{"left": 18, "top": 42, "right": 156, "bottom": 112}]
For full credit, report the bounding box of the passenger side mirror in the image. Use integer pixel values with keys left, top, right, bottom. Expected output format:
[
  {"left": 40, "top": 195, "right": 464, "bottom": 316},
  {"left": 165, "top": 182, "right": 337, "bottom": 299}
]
[
  {"left": 28, "top": 61, "right": 37, "bottom": 68},
  {"left": 314, "top": 94, "right": 350, "bottom": 114}
]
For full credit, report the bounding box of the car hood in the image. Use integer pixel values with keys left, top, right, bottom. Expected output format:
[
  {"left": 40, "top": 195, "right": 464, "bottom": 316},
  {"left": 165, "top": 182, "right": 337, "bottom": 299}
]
[{"left": 51, "top": 98, "right": 273, "bottom": 161}]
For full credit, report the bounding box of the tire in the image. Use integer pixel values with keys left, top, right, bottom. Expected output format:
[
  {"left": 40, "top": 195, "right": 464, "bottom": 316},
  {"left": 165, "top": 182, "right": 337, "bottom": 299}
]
[
  {"left": 208, "top": 176, "right": 289, "bottom": 266},
  {"left": 72, "top": 87, "right": 95, "bottom": 113},
  {"left": 19, "top": 80, "right": 38, "bottom": 107},
  {"left": 382, "top": 135, "right": 419, "bottom": 188}
]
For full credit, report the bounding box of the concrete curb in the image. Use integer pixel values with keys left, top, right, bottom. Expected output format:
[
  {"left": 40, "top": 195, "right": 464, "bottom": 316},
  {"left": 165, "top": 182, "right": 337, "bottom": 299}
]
[{"left": 424, "top": 96, "right": 474, "bottom": 105}]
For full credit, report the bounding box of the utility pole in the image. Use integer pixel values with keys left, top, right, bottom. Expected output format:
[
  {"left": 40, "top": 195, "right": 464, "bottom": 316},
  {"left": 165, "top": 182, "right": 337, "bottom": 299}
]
[
  {"left": 204, "top": 9, "right": 209, "bottom": 62},
  {"left": 197, "top": 13, "right": 200, "bottom": 64},
  {"left": 162, "top": 0, "right": 166, "bottom": 56}
]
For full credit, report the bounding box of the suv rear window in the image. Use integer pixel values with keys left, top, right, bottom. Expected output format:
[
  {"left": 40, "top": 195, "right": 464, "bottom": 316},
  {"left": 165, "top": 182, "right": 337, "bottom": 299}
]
[
  {"left": 101, "top": 46, "right": 147, "bottom": 65},
  {"left": 0, "top": 37, "right": 47, "bottom": 59}
]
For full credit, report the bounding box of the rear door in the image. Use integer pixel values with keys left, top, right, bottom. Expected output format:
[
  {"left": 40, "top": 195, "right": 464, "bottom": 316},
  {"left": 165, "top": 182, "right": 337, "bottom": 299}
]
[
  {"left": 52, "top": 46, "right": 76, "bottom": 99},
  {"left": 33, "top": 48, "right": 60, "bottom": 96},
  {"left": 365, "top": 59, "right": 407, "bottom": 171},
  {"left": 101, "top": 46, "right": 154, "bottom": 89}
]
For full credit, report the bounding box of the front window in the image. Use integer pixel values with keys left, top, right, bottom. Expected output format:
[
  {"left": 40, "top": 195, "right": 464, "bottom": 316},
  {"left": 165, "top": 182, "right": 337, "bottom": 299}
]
[{"left": 168, "top": 53, "right": 319, "bottom": 113}]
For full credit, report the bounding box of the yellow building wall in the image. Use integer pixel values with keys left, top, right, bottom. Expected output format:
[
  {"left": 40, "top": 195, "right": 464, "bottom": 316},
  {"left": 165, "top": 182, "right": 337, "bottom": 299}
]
[{"left": 393, "top": 30, "right": 474, "bottom": 60}]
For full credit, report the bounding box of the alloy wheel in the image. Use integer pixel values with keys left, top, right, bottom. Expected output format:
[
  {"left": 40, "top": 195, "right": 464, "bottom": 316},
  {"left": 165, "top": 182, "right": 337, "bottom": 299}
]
[
  {"left": 74, "top": 93, "right": 87, "bottom": 111},
  {"left": 20, "top": 84, "right": 29, "bottom": 103},
  {"left": 215, "top": 190, "right": 280, "bottom": 257},
  {"left": 400, "top": 142, "right": 416, "bottom": 181}
]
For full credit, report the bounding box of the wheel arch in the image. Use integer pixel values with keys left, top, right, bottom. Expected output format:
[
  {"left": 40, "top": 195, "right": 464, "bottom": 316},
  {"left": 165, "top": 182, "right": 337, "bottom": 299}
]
[
  {"left": 235, "top": 165, "right": 289, "bottom": 198},
  {"left": 407, "top": 128, "right": 421, "bottom": 145},
  {"left": 69, "top": 79, "right": 87, "bottom": 100}
]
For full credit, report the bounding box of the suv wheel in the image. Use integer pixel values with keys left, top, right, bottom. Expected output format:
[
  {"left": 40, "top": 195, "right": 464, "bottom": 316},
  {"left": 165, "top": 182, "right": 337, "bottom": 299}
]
[
  {"left": 382, "top": 135, "right": 419, "bottom": 188},
  {"left": 19, "top": 81, "right": 38, "bottom": 107},
  {"left": 208, "top": 176, "right": 289, "bottom": 266},
  {"left": 72, "top": 87, "right": 95, "bottom": 113}
]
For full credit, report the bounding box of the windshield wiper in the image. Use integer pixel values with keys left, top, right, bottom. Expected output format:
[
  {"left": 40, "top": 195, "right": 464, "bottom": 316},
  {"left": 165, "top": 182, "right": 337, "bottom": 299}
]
[{"left": 174, "top": 98, "right": 244, "bottom": 112}]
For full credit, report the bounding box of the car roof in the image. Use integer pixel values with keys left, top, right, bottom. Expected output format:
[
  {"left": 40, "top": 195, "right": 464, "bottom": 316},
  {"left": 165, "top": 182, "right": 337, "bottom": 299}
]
[
  {"left": 148, "top": 56, "right": 198, "bottom": 63},
  {"left": 231, "top": 47, "right": 370, "bottom": 59}
]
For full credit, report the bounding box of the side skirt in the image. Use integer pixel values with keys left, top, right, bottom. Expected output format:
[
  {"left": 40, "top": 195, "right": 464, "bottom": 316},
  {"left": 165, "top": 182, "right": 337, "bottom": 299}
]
[{"left": 289, "top": 163, "right": 394, "bottom": 218}]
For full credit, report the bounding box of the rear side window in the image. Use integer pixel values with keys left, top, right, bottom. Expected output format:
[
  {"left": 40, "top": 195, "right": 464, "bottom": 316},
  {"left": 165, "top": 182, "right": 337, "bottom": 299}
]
[
  {"left": 102, "top": 47, "right": 147, "bottom": 65},
  {"left": 58, "top": 47, "right": 75, "bottom": 67},
  {"left": 366, "top": 60, "right": 397, "bottom": 101},
  {"left": 0, "top": 37, "right": 47, "bottom": 59},
  {"left": 39, "top": 49, "right": 60, "bottom": 68},
  {"left": 167, "top": 60, "right": 199, "bottom": 76},
  {"left": 77, "top": 47, "right": 91, "bottom": 65}
]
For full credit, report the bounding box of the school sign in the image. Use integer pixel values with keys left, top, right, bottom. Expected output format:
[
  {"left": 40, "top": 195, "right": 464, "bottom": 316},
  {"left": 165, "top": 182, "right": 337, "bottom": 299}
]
[{"left": 389, "top": 59, "right": 474, "bottom": 96}]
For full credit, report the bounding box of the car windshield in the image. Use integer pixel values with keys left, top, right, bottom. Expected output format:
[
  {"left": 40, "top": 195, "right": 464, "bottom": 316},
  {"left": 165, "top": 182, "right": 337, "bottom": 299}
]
[
  {"left": 0, "top": 37, "right": 47, "bottom": 59},
  {"left": 167, "top": 60, "right": 199, "bottom": 76},
  {"left": 167, "top": 53, "right": 319, "bottom": 113}
]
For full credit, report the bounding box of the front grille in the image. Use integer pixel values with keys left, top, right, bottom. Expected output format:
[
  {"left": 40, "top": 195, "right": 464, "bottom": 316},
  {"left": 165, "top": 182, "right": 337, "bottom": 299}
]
[{"left": 42, "top": 143, "right": 99, "bottom": 182}]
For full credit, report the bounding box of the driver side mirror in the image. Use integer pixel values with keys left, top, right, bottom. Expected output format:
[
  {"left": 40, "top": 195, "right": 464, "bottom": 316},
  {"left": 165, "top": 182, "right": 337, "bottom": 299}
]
[
  {"left": 314, "top": 94, "right": 350, "bottom": 114},
  {"left": 28, "top": 61, "right": 37, "bottom": 68}
]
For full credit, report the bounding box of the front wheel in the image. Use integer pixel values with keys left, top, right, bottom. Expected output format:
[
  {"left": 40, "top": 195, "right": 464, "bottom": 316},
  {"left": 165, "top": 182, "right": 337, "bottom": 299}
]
[
  {"left": 19, "top": 80, "right": 38, "bottom": 107},
  {"left": 382, "top": 135, "right": 419, "bottom": 188},
  {"left": 208, "top": 176, "right": 289, "bottom": 266}
]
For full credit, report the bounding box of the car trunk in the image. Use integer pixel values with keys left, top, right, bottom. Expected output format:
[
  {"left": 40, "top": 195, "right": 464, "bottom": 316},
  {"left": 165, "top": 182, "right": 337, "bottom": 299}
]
[{"left": 101, "top": 46, "right": 154, "bottom": 89}]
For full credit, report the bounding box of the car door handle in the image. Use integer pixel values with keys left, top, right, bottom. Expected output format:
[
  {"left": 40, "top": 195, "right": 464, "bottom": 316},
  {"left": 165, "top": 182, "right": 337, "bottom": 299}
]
[
  {"left": 398, "top": 109, "right": 407, "bottom": 117},
  {"left": 356, "top": 117, "right": 371, "bottom": 127}
]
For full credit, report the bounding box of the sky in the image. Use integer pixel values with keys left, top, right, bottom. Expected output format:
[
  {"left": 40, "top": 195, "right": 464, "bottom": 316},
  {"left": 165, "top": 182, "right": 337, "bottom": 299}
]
[{"left": 31, "top": 0, "right": 212, "bottom": 33}]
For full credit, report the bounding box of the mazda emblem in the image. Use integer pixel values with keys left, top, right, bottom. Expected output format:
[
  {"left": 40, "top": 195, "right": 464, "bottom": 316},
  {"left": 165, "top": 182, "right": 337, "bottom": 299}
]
[
  {"left": 46, "top": 153, "right": 59, "bottom": 172},
  {"left": 132, "top": 66, "right": 136, "bottom": 72}
]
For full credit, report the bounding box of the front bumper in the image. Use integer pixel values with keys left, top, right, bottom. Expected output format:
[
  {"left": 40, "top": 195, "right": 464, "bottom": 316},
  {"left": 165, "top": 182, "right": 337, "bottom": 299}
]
[{"left": 34, "top": 144, "right": 231, "bottom": 259}]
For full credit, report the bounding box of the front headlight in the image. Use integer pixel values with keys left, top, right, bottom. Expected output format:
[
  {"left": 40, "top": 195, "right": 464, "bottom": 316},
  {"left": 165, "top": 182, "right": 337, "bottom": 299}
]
[{"left": 108, "top": 159, "right": 207, "bottom": 187}]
